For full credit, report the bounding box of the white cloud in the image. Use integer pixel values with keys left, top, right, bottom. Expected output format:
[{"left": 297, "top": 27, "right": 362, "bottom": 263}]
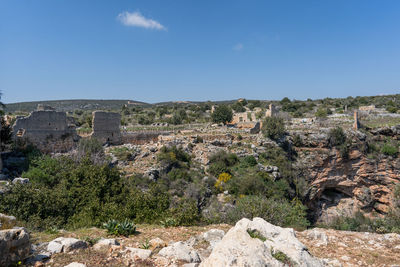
[
  {"left": 233, "top": 43, "right": 243, "bottom": 51},
  {"left": 117, "top": 11, "right": 166, "bottom": 30}
]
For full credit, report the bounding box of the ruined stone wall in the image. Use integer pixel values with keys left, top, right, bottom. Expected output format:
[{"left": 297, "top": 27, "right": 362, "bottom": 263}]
[
  {"left": 231, "top": 112, "right": 256, "bottom": 124},
  {"left": 265, "top": 104, "right": 277, "bottom": 117},
  {"left": 359, "top": 105, "right": 376, "bottom": 111},
  {"left": 122, "top": 132, "right": 169, "bottom": 145},
  {"left": 91, "top": 111, "right": 121, "bottom": 144},
  {"left": 12, "top": 111, "right": 78, "bottom": 153}
]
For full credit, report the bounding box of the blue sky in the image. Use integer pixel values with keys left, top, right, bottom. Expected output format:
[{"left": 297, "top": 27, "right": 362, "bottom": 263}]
[{"left": 1, "top": 0, "right": 400, "bottom": 103}]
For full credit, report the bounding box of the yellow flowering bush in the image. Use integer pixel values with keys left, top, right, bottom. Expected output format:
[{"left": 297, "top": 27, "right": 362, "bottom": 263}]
[{"left": 215, "top": 172, "right": 232, "bottom": 191}]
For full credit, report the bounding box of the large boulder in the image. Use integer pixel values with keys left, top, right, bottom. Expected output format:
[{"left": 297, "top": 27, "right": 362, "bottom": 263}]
[
  {"left": 47, "top": 237, "right": 87, "bottom": 254},
  {"left": 201, "top": 218, "right": 323, "bottom": 267},
  {"left": 0, "top": 227, "right": 30, "bottom": 266}
]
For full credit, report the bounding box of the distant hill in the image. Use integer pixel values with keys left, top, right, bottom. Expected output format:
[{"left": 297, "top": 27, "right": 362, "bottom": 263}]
[{"left": 4, "top": 99, "right": 149, "bottom": 113}]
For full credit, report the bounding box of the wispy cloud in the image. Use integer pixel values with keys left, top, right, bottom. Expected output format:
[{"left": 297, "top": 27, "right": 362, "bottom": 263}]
[
  {"left": 233, "top": 43, "right": 244, "bottom": 51},
  {"left": 117, "top": 11, "right": 166, "bottom": 30}
]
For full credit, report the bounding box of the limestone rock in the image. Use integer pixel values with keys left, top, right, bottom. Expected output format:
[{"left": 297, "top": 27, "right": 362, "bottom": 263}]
[
  {"left": 12, "top": 177, "right": 30, "bottom": 184},
  {"left": 93, "top": 238, "right": 119, "bottom": 250},
  {"left": 200, "top": 229, "right": 225, "bottom": 249},
  {"left": 64, "top": 263, "right": 87, "bottom": 267},
  {"left": 0, "top": 227, "right": 30, "bottom": 266},
  {"left": 47, "top": 237, "right": 87, "bottom": 254},
  {"left": 125, "top": 247, "right": 152, "bottom": 260},
  {"left": 201, "top": 218, "right": 323, "bottom": 267},
  {"left": 149, "top": 237, "right": 167, "bottom": 249},
  {"left": 158, "top": 241, "right": 201, "bottom": 263},
  {"left": 303, "top": 228, "right": 328, "bottom": 246}
]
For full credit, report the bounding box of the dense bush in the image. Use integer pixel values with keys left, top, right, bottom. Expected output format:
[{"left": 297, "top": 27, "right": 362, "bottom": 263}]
[
  {"left": 262, "top": 117, "right": 285, "bottom": 140},
  {"left": 211, "top": 105, "right": 233, "bottom": 124},
  {"left": 208, "top": 150, "right": 238, "bottom": 176},
  {"left": 158, "top": 146, "right": 191, "bottom": 171},
  {"left": 226, "top": 196, "right": 309, "bottom": 229},
  {"left": 77, "top": 138, "right": 105, "bottom": 164},
  {"left": 381, "top": 142, "right": 398, "bottom": 156},
  {"left": 328, "top": 127, "right": 346, "bottom": 147}
]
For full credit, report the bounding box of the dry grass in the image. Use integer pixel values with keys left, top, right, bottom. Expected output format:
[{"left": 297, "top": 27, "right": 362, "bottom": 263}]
[{"left": 297, "top": 228, "right": 400, "bottom": 267}]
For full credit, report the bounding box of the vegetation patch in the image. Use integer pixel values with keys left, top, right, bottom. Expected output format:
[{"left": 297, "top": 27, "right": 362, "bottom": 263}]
[{"left": 247, "top": 229, "right": 267, "bottom": 242}]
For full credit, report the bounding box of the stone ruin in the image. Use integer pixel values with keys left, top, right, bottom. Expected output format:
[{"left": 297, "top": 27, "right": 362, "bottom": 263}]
[
  {"left": 265, "top": 104, "right": 277, "bottom": 117},
  {"left": 12, "top": 109, "right": 79, "bottom": 153},
  {"left": 231, "top": 112, "right": 256, "bottom": 124},
  {"left": 90, "top": 111, "right": 121, "bottom": 145},
  {"left": 11, "top": 106, "right": 123, "bottom": 152}
]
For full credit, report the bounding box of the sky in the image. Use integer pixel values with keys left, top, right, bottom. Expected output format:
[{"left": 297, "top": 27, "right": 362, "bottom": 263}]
[{"left": 1, "top": 0, "right": 400, "bottom": 104}]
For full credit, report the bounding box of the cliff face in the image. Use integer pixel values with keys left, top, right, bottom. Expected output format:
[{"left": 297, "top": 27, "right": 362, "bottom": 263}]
[{"left": 292, "top": 126, "right": 400, "bottom": 224}]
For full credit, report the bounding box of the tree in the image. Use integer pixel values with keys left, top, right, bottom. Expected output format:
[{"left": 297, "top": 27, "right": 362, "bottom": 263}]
[
  {"left": 262, "top": 117, "right": 285, "bottom": 140},
  {"left": 211, "top": 105, "right": 233, "bottom": 124}
]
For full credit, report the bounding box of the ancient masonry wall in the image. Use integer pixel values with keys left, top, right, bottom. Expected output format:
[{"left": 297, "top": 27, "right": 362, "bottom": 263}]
[
  {"left": 12, "top": 110, "right": 79, "bottom": 153},
  {"left": 122, "top": 132, "right": 169, "bottom": 145},
  {"left": 265, "top": 104, "right": 277, "bottom": 117},
  {"left": 91, "top": 111, "right": 122, "bottom": 144}
]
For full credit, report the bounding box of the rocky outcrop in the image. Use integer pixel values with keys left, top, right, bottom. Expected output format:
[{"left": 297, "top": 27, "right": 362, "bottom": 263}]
[
  {"left": 0, "top": 227, "right": 30, "bottom": 266},
  {"left": 201, "top": 218, "right": 323, "bottom": 267},
  {"left": 293, "top": 128, "right": 400, "bottom": 223}
]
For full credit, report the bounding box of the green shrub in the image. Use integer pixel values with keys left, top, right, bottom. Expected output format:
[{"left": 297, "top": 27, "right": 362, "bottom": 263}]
[
  {"left": 160, "top": 217, "right": 178, "bottom": 228},
  {"left": 271, "top": 250, "right": 293, "bottom": 265},
  {"left": 158, "top": 146, "right": 191, "bottom": 170},
  {"left": 211, "top": 105, "right": 233, "bottom": 124},
  {"left": 292, "top": 134, "right": 303, "bottom": 147},
  {"left": 262, "top": 117, "right": 285, "bottom": 140},
  {"left": 208, "top": 151, "right": 239, "bottom": 176},
  {"left": 315, "top": 107, "right": 330, "bottom": 118},
  {"left": 77, "top": 138, "right": 105, "bottom": 164},
  {"left": 169, "top": 198, "right": 199, "bottom": 226},
  {"left": 381, "top": 142, "right": 398, "bottom": 156},
  {"left": 247, "top": 229, "right": 266, "bottom": 241},
  {"left": 328, "top": 127, "right": 346, "bottom": 147},
  {"left": 241, "top": 156, "right": 257, "bottom": 167},
  {"left": 110, "top": 147, "right": 135, "bottom": 161},
  {"left": 226, "top": 196, "right": 309, "bottom": 229}
]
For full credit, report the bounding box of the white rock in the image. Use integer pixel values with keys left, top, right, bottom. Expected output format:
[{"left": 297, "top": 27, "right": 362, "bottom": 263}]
[
  {"left": 64, "top": 263, "right": 86, "bottom": 267},
  {"left": 47, "top": 237, "right": 87, "bottom": 254},
  {"left": 340, "top": 255, "right": 350, "bottom": 261},
  {"left": 93, "top": 238, "right": 119, "bottom": 250},
  {"left": 201, "top": 229, "right": 225, "bottom": 249},
  {"left": 0, "top": 228, "right": 30, "bottom": 267},
  {"left": 12, "top": 178, "right": 29, "bottom": 184},
  {"left": 304, "top": 228, "right": 328, "bottom": 246},
  {"left": 159, "top": 241, "right": 201, "bottom": 263},
  {"left": 126, "top": 247, "right": 152, "bottom": 260},
  {"left": 201, "top": 217, "right": 323, "bottom": 267}
]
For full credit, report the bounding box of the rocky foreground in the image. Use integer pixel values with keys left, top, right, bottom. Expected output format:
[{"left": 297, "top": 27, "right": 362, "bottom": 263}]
[{"left": 1, "top": 217, "right": 400, "bottom": 267}]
